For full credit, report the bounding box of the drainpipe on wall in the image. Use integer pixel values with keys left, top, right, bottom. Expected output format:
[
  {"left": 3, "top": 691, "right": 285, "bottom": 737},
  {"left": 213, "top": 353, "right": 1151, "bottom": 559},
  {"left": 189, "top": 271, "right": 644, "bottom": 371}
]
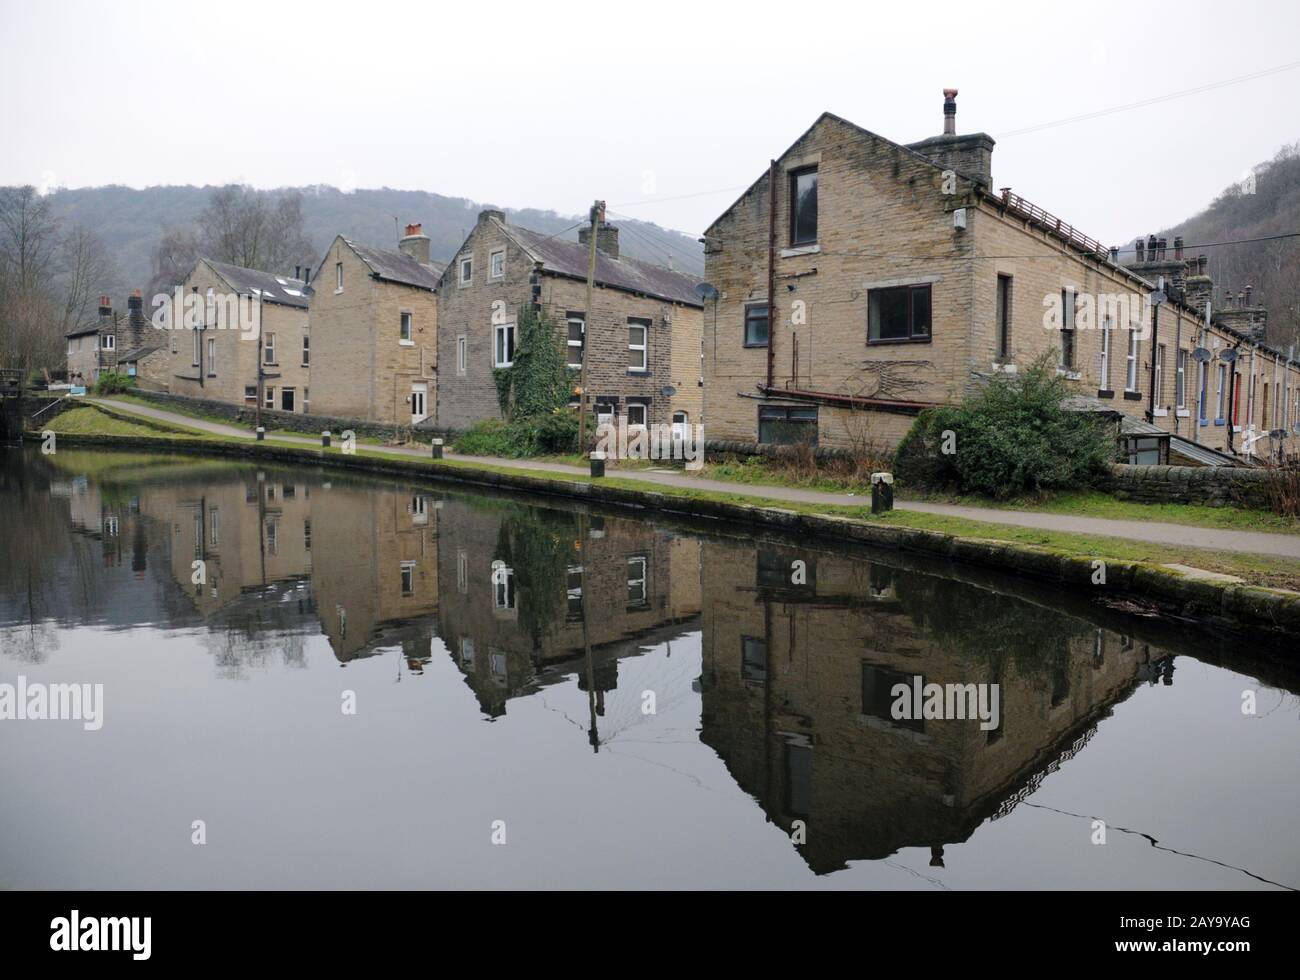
[
  {"left": 1147, "top": 277, "right": 1162, "bottom": 423},
  {"left": 766, "top": 159, "right": 777, "bottom": 391}
]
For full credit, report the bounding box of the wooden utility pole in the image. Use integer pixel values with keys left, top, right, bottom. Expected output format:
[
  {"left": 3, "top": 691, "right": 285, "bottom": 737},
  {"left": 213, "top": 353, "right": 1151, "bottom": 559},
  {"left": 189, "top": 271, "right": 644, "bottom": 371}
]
[
  {"left": 255, "top": 291, "right": 264, "bottom": 430},
  {"left": 578, "top": 200, "right": 603, "bottom": 453}
]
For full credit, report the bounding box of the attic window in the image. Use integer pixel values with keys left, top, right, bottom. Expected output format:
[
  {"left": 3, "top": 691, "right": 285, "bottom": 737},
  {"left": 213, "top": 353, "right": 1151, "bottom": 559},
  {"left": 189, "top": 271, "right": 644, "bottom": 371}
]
[
  {"left": 459, "top": 255, "right": 473, "bottom": 286},
  {"left": 335, "top": 262, "right": 343, "bottom": 292},
  {"left": 489, "top": 248, "right": 505, "bottom": 279},
  {"left": 790, "top": 166, "right": 818, "bottom": 246}
]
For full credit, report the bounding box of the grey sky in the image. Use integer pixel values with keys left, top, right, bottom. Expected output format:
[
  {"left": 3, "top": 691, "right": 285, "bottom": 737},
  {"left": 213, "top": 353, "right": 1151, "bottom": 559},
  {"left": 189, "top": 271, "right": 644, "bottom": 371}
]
[{"left": 2, "top": 0, "right": 1297, "bottom": 245}]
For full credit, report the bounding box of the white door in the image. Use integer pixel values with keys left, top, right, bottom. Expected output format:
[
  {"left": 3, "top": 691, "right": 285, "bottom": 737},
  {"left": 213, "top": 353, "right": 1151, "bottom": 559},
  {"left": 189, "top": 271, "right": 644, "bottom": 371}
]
[{"left": 411, "top": 383, "right": 428, "bottom": 424}]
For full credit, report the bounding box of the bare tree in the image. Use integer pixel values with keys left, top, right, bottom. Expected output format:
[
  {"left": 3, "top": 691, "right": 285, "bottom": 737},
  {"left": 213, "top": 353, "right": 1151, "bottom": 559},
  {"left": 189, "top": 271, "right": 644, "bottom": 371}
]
[
  {"left": 146, "top": 225, "right": 200, "bottom": 297},
  {"left": 59, "top": 225, "right": 116, "bottom": 335},
  {"left": 196, "top": 185, "right": 314, "bottom": 274}
]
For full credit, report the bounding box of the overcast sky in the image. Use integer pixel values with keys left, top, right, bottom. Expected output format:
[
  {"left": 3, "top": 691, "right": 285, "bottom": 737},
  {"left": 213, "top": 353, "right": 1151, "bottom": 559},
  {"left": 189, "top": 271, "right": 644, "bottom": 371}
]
[{"left": 2, "top": 0, "right": 1297, "bottom": 245}]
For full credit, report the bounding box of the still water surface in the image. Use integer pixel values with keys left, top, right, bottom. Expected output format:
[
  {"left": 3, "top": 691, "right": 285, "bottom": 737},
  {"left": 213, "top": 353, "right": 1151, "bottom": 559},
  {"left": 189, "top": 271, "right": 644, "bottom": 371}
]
[{"left": 1, "top": 447, "right": 1296, "bottom": 890}]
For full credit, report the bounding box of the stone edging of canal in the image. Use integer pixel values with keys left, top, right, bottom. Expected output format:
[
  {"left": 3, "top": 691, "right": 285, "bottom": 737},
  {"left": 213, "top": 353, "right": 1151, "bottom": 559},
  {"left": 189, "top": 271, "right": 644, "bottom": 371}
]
[{"left": 30, "top": 432, "right": 1300, "bottom": 639}]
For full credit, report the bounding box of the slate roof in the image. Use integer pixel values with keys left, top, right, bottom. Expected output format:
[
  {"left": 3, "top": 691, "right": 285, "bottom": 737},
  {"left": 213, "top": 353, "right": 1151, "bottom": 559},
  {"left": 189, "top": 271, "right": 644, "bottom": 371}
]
[
  {"left": 118, "top": 344, "right": 163, "bottom": 362},
  {"left": 345, "top": 239, "right": 445, "bottom": 291},
  {"left": 495, "top": 221, "right": 704, "bottom": 308},
  {"left": 66, "top": 323, "right": 105, "bottom": 339},
  {"left": 204, "top": 259, "right": 310, "bottom": 309}
]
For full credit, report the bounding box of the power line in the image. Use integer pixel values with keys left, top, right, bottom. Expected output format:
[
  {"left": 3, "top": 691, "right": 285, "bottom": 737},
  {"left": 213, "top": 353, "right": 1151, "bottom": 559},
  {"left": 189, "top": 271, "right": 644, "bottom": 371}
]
[{"left": 1000, "top": 60, "right": 1300, "bottom": 138}]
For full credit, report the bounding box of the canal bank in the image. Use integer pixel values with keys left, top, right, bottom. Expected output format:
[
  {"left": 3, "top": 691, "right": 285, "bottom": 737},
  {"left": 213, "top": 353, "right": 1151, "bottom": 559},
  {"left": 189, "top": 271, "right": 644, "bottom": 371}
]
[{"left": 23, "top": 430, "right": 1300, "bottom": 639}]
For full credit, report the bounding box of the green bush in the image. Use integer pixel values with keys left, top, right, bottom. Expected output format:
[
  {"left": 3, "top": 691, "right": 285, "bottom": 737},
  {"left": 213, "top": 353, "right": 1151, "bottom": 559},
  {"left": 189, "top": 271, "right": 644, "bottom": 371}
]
[
  {"left": 895, "top": 357, "right": 1115, "bottom": 499},
  {"left": 93, "top": 371, "right": 137, "bottom": 395},
  {"left": 453, "top": 408, "right": 581, "bottom": 458}
]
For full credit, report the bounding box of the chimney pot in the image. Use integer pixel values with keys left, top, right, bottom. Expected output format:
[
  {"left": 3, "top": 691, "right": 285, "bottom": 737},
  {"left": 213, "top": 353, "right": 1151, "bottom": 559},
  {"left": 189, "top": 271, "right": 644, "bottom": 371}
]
[
  {"left": 1173, "top": 236, "right": 1184, "bottom": 261},
  {"left": 399, "top": 222, "right": 432, "bottom": 265},
  {"left": 1245, "top": 285, "right": 1253, "bottom": 306},
  {"left": 943, "top": 88, "right": 958, "bottom": 135}
]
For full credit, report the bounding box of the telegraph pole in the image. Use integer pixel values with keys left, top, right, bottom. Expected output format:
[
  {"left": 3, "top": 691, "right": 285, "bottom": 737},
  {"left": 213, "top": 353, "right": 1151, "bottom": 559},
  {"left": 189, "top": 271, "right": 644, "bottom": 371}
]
[{"left": 578, "top": 200, "right": 603, "bottom": 453}]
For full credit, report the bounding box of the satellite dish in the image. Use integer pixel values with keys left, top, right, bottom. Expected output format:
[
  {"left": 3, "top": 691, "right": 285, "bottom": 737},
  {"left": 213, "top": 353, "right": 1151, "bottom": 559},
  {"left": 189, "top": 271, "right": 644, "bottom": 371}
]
[
  {"left": 1218, "top": 348, "right": 1238, "bottom": 363},
  {"left": 1151, "top": 290, "right": 1166, "bottom": 306},
  {"left": 1269, "top": 429, "right": 1288, "bottom": 440},
  {"left": 660, "top": 385, "right": 677, "bottom": 398},
  {"left": 695, "top": 282, "right": 719, "bottom": 302},
  {"left": 1191, "top": 347, "right": 1212, "bottom": 363}
]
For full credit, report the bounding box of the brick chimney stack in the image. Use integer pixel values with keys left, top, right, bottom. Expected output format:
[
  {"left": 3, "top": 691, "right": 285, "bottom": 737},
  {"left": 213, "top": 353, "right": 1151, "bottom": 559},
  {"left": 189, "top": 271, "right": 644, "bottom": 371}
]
[
  {"left": 904, "top": 88, "right": 995, "bottom": 189},
  {"left": 127, "top": 289, "right": 145, "bottom": 348},
  {"left": 398, "top": 222, "right": 431, "bottom": 265},
  {"left": 579, "top": 218, "right": 620, "bottom": 260}
]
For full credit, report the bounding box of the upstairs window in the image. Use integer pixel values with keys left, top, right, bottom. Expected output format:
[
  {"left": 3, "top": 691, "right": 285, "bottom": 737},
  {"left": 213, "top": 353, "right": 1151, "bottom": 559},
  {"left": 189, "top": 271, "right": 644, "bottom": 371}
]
[
  {"left": 489, "top": 248, "right": 505, "bottom": 279},
  {"left": 101, "top": 334, "right": 115, "bottom": 350},
  {"left": 400, "top": 311, "right": 412, "bottom": 343},
  {"left": 567, "top": 316, "right": 585, "bottom": 368},
  {"left": 789, "top": 166, "right": 818, "bottom": 246},
  {"left": 868, "top": 284, "right": 931, "bottom": 344},
  {"left": 1060, "top": 289, "right": 1076, "bottom": 369},
  {"left": 264, "top": 332, "right": 276, "bottom": 364},
  {"left": 494, "top": 321, "right": 515, "bottom": 367},
  {"left": 996, "top": 274, "right": 1012, "bottom": 360},
  {"left": 744, "top": 304, "right": 769, "bottom": 348},
  {"left": 459, "top": 255, "right": 473, "bottom": 286},
  {"left": 628, "top": 319, "right": 648, "bottom": 371},
  {"left": 335, "top": 262, "right": 343, "bottom": 292},
  {"left": 302, "top": 335, "right": 310, "bottom": 366}
]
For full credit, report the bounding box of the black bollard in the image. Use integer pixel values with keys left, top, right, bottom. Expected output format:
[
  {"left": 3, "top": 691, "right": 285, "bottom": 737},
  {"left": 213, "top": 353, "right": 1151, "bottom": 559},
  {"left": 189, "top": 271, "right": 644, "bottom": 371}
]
[
  {"left": 321, "top": 430, "right": 331, "bottom": 448},
  {"left": 431, "top": 438, "right": 444, "bottom": 460},
  {"left": 255, "top": 427, "right": 265, "bottom": 441},
  {"left": 871, "top": 472, "right": 894, "bottom": 514},
  {"left": 590, "top": 451, "right": 606, "bottom": 478}
]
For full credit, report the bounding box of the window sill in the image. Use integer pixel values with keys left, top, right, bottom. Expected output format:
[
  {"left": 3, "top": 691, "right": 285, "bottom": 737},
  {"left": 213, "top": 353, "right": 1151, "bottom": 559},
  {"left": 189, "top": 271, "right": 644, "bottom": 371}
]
[
  {"left": 333, "top": 288, "right": 343, "bottom": 296},
  {"left": 992, "top": 361, "right": 1017, "bottom": 374},
  {"left": 1096, "top": 389, "right": 1115, "bottom": 399},
  {"left": 1153, "top": 408, "right": 1168, "bottom": 417},
  {"left": 1176, "top": 409, "right": 1190, "bottom": 417},
  {"left": 742, "top": 342, "right": 769, "bottom": 349},
  {"left": 1056, "top": 368, "right": 1082, "bottom": 381},
  {"left": 781, "top": 243, "right": 820, "bottom": 258},
  {"left": 627, "top": 369, "right": 649, "bottom": 376},
  {"left": 399, "top": 340, "right": 415, "bottom": 347},
  {"left": 867, "top": 336, "right": 932, "bottom": 346},
  {"left": 1214, "top": 419, "right": 1226, "bottom": 427},
  {"left": 1122, "top": 391, "right": 1143, "bottom": 401}
]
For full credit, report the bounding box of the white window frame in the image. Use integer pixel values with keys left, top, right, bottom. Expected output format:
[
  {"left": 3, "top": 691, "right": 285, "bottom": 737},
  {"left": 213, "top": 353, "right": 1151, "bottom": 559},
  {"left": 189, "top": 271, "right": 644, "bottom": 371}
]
[
  {"left": 400, "top": 560, "right": 416, "bottom": 597},
  {"left": 207, "top": 337, "right": 217, "bottom": 375},
  {"left": 494, "top": 321, "right": 516, "bottom": 368},
  {"left": 1154, "top": 344, "right": 1165, "bottom": 408},
  {"left": 264, "top": 332, "right": 276, "bottom": 365},
  {"left": 672, "top": 410, "right": 688, "bottom": 441},
  {"left": 457, "top": 549, "right": 468, "bottom": 594},
  {"left": 1176, "top": 348, "right": 1186, "bottom": 409},
  {"left": 489, "top": 248, "right": 505, "bottom": 280},
  {"left": 102, "top": 333, "right": 115, "bottom": 351},
  {"left": 264, "top": 386, "right": 275, "bottom": 409},
  {"left": 628, "top": 318, "right": 648, "bottom": 372},
  {"left": 302, "top": 334, "right": 310, "bottom": 366},
  {"left": 192, "top": 327, "right": 201, "bottom": 366},
  {"left": 1216, "top": 363, "right": 1226, "bottom": 420},
  {"left": 491, "top": 560, "right": 515, "bottom": 610},
  {"left": 399, "top": 311, "right": 413, "bottom": 345},
  {"left": 567, "top": 316, "right": 585, "bottom": 369},
  {"left": 627, "top": 402, "right": 648, "bottom": 430},
  {"left": 458, "top": 254, "right": 473, "bottom": 286},
  {"left": 457, "top": 335, "right": 467, "bottom": 375},
  {"left": 335, "top": 261, "right": 343, "bottom": 293},
  {"left": 1125, "top": 328, "right": 1139, "bottom": 392},
  {"left": 1099, "top": 317, "right": 1111, "bottom": 390}
]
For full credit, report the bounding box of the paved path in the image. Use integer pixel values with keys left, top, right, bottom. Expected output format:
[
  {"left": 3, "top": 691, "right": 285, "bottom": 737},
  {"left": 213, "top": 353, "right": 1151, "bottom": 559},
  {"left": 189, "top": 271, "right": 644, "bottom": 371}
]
[{"left": 89, "top": 397, "right": 1300, "bottom": 560}]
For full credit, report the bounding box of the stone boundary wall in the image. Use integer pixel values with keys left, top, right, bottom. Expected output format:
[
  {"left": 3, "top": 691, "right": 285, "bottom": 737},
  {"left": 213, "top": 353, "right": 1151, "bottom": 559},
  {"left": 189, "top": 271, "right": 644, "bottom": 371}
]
[
  {"left": 28, "top": 431, "right": 1300, "bottom": 639},
  {"left": 1104, "top": 463, "right": 1272, "bottom": 509},
  {"left": 126, "top": 389, "right": 456, "bottom": 443}
]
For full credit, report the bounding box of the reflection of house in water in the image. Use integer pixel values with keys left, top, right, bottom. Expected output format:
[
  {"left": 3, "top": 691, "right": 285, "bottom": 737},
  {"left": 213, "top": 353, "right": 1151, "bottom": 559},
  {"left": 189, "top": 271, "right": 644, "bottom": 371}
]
[
  {"left": 435, "top": 499, "right": 701, "bottom": 718},
  {"left": 308, "top": 479, "right": 439, "bottom": 664},
  {"left": 698, "top": 539, "right": 1175, "bottom": 875}
]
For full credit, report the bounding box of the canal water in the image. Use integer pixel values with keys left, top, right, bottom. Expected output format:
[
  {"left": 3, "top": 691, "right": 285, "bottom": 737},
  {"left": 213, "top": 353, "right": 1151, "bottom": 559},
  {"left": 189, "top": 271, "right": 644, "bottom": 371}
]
[{"left": 1, "top": 446, "right": 1296, "bottom": 890}]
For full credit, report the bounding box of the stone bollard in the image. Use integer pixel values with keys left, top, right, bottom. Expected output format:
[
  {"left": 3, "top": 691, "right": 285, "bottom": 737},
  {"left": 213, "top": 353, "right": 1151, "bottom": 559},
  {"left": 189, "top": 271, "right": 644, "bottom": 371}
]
[
  {"left": 321, "top": 430, "right": 331, "bottom": 448},
  {"left": 871, "top": 471, "right": 894, "bottom": 514},
  {"left": 255, "top": 427, "right": 265, "bottom": 441},
  {"left": 431, "top": 438, "right": 444, "bottom": 460},
  {"left": 590, "top": 451, "right": 606, "bottom": 479}
]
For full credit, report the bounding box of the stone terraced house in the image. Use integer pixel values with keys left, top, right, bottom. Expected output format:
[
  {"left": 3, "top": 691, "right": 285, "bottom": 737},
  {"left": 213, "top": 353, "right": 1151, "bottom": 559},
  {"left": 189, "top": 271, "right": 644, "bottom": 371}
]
[
  {"left": 701, "top": 92, "right": 1300, "bottom": 464},
  {"left": 306, "top": 226, "right": 443, "bottom": 428},
  {"left": 435, "top": 209, "right": 704, "bottom": 436}
]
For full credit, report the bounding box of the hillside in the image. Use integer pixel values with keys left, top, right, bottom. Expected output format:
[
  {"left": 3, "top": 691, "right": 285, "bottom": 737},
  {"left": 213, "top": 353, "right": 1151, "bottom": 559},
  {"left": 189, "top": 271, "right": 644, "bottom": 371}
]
[
  {"left": 1160, "top": 142, "right": 1300, "bottom": 353},
  {"left": 21, "top": 184, "right": 705, "bottom": 297}
]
